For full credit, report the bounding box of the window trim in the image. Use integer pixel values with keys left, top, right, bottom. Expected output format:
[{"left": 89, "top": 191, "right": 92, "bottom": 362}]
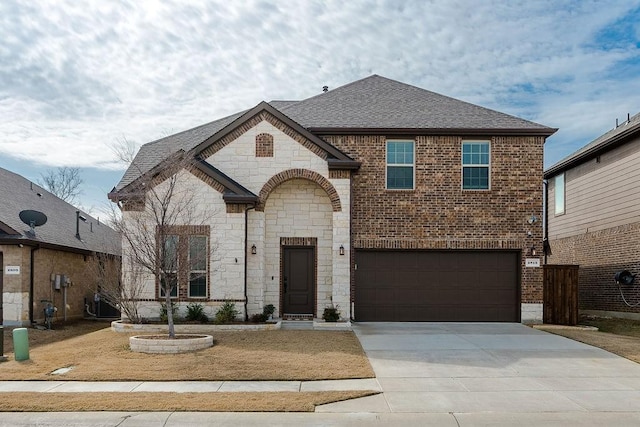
[
  {"left": 156, "top": 226, "right": 210, "bottom": 300},
  {"left": 187, "top": 235, "right": 208, "bottom": 298},
  {"left": 385, "top": 139, "right": 415, "bottom": 190},
  {"left": 554, "top": 172, "right": 565, "bottom": 215},
  {"left": 461, "top": 140, "right": 491, "bottom": 190}
]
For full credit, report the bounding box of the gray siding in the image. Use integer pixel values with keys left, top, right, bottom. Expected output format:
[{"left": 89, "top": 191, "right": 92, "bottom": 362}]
[{"left": 547, "top": 136, "right": 640, "bottom": 240}]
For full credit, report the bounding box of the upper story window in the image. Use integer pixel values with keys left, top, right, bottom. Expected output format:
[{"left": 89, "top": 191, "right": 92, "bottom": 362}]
[
  {"left": 462, "top": 141, "right": 490, "bottom": 190},
  {"left": 554, "top": 173, "right": 565, "bottom": 215},
  {"left": 386, "top": 140, "right": 414, "bottom": 190},
  {"left": 256, "top": 133, "right": 274, "bottom": 157}
]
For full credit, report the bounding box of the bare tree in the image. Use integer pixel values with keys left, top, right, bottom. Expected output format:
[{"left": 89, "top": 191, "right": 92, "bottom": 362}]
[
  {"left": 109, "top": 139, "right": 215, "bottom": 338},
  {"left": 39, "top": 166, "right": 84, "bottom": 204}
]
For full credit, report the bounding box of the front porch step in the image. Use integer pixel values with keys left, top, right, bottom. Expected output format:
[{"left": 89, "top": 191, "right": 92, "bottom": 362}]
[
  {"left": 280, "top": 321, "right": 314, "bottom": 330},
  {"left": 282, "top": 313, "right": 313, "bottom": 321}
]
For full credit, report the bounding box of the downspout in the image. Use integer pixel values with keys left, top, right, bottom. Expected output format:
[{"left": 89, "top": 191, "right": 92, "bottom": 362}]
[
  {"left": 543, "top": 179, "right": 549, "bottom": 265},
  {"left": 349, "top": 173, "right": 355, "bottom": 322},
  {"left": 29, "top": 245, "right": 40, "bottom": 325},
  {"left": 244, "top": 204, "right": 256, "bottom": 321}
]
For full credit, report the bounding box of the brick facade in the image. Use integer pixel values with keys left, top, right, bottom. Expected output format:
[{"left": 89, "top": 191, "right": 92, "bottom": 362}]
[
  {"left": 324, "top": 134, "right": 545, "bottom": 306},
  {"left": 255, "top": 133, "right": 274, "bottom": 157},
  {"left": 547, "top": 222, "right": 640, "bottom": 315},
  {"left": 1, "top": 245, "right": 119, "bottom": 326}
]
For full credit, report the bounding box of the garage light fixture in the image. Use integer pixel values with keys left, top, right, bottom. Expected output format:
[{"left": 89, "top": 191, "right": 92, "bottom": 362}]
[
  {"left": 251, "top": 244, "right": 257, "bottom": 255},
  {"left": 339, "top": 245, "right": 345, "bottom": 256},
  {"left": 529, "top": 245, "right": 537, "bottom": 256}
]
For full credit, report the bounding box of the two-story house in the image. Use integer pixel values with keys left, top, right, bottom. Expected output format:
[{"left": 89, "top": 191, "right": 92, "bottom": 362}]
[
  {"left": 109, "top": 75, "right": 556, "bottom": 323},
  {"left": 545, "top": 112, "right": 640, "bottom": 319}
]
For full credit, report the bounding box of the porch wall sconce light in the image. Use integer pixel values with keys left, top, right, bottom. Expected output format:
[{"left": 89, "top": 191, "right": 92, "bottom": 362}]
[
  {"left": 339, "top": 244, "right": 345, "bottom": 256},
  {"left": 529, "top": 245, "right": 537, "bottom": 256},
  {"left": 251, "top": 244, "right": 257, "bottom": 255}
]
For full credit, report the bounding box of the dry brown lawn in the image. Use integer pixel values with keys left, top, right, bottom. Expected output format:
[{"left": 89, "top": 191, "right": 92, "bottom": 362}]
[
  {"left": 0, "top": 322, "right": 377, "bottom": 412},
  {"left": 1, "top": 326, "right": 374, "bottom": 381},
  {"left": 536, "top": 316, "right": 640, "bottom": 364},
  {"left": 2, "top": 320, "right": 110, "bottom": 354},
  {"left": 0, "top": 391, "right": 377, "bottom": 412}
]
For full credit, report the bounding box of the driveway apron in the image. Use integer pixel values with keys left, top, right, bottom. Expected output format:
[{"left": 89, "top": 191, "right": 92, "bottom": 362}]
[{"left": 317, "top": 322, "right": 640, "bottom": 414}]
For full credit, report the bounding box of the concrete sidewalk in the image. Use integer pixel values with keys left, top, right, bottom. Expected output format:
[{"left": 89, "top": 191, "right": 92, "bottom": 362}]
[
  {"left": 2, "top": 410, "right": 640, "bottom": 426},
  {"left": 0, "top": 378, "right": 380, "bottom": 393}
]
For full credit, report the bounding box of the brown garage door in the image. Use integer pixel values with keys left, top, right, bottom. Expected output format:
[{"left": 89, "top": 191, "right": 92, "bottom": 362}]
[{"left": 355, "top": 250, "right": 520, "bottom": 322}]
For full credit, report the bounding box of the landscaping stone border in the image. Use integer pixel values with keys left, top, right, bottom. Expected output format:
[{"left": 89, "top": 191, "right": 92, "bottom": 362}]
[
  {"left": 313, "top": 320, "right": 352, "bottom": 330},
  {"left": 112, "top": 320, "right": 281, "bottom": 333},
  {"left": 129, "top": 334, "right": 213, "bottom": 354}
]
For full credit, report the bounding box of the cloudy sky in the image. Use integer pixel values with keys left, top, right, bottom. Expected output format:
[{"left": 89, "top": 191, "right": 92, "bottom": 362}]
[{"left": 1, "top": 0, "right": 639, "bottom": 217}]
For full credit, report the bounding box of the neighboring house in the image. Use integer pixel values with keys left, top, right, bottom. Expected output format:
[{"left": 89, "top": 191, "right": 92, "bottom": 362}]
[
  {"left": 0, "top": 167, "right": 121, "bottom": 326},
  {"left": 544, "top": 112, "right": 640, "bottom": 319},
  {"left": 109, "top": 75, "right": 556, "bottom": 323}
]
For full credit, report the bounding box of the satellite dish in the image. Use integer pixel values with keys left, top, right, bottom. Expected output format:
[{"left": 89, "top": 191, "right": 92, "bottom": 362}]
[{"left": 19, "top": 210, "right": 48, "bottom": 228}]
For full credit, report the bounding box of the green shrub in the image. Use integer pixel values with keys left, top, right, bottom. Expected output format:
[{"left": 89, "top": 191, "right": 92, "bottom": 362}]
[
  {"left": 214, "top": 300, "right": 239, "bottom": 324},
  {"left": 160, "top": 302, "right": 178, "bottom": 322},
  {"left": 322, "top": 305, "right": 340, "bottom": 322},
  {"left": 186, "top": 303, "right": 208, "bottom": 323},
  {"left": 263, "top": 304, "right": 275, "bottom": 316},
  {"left": 250, "top": 313, "right": 268, "bottom": 323}
]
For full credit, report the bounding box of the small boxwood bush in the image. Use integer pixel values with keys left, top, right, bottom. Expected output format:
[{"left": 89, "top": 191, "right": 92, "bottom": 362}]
[
  {"left": 186, "top": 303, "right": 208, "bottom": 323},
  {"left": 214, "top": 300, "right": 239, "bottom": 324}
]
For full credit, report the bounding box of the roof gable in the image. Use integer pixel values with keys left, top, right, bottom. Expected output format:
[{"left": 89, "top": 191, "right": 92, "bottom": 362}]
[{"left": 193, "top": 101, "right": 356, "bottom": 164}]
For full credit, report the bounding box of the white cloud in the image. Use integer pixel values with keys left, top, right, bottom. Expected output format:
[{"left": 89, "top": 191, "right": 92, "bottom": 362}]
[{"left": 0, "top": 0, "right": 639, "bottom": 176}]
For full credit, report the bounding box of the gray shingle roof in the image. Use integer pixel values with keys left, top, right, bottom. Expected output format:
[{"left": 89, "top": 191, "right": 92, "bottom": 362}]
[
  {"left": 116, "top": 110, "right": 246, "bottom": 190},
  {"left": 545, "top": 112, "right": 640, "bottom": 178},
  {"left": 114, "top": 75, "right": 556, "bottom": 192},
  {"left": 280, "top": 75, "right": 555, "bottom": 131},
  {"left": 0, "top": 167, "right": 120, "bottom": 255}
]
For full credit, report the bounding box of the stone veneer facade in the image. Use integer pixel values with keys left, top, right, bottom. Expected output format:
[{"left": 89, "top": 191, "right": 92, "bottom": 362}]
[{"left": 124, "top": 119, "right": 351, "bottom": 320}]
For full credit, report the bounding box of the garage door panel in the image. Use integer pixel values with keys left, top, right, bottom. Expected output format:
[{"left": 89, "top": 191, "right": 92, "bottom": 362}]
[
  {"left": 395, "top": 271, "right": 419, "bottom": 288},
  {"left": 355, "top": 250, "right": 519, "bottom": 322}
]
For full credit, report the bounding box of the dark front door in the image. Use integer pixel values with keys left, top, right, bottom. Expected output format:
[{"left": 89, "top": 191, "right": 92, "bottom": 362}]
[{"left": 282, "top": 247, "right": 314, "bottom": 315}]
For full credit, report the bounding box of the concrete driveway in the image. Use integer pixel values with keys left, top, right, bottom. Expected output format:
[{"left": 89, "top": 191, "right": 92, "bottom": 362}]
[{"left": 318, "top": 322, "right": 640, "bottom": 424}]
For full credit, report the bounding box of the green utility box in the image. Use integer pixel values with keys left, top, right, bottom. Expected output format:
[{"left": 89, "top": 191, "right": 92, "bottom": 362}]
[{"left": 12, "top": 327, "right": 29, "bottom": 361}]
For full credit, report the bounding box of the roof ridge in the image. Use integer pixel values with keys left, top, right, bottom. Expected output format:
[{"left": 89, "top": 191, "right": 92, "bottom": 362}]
[{"left": 281, "top": 74, "right": 383, "bottom": 107}]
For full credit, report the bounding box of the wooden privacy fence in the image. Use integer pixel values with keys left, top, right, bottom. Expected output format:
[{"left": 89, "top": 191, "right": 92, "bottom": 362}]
[{"left": 543, "top": 264, "right": 579, "bottom": 325}]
